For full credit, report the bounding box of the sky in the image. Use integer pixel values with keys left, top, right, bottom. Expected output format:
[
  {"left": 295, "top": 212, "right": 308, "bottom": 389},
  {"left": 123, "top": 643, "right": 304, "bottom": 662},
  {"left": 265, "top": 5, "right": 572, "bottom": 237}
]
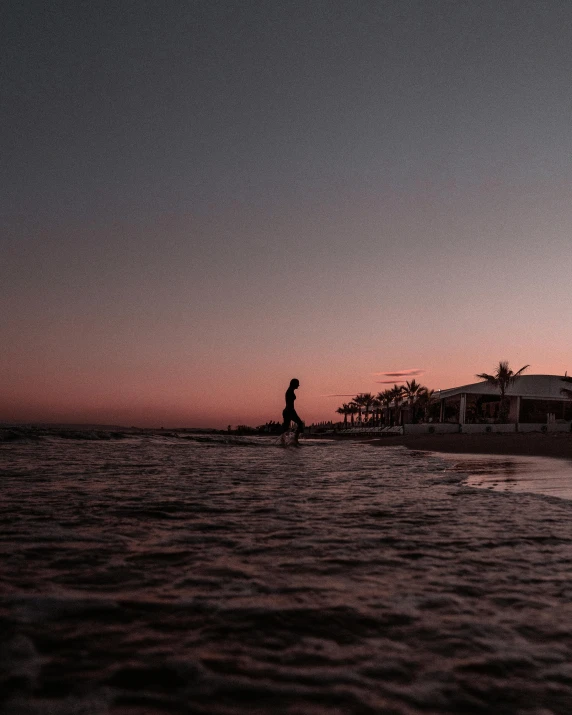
[{"left": 2, "top": 0, "right": 572, "bottom": 428}]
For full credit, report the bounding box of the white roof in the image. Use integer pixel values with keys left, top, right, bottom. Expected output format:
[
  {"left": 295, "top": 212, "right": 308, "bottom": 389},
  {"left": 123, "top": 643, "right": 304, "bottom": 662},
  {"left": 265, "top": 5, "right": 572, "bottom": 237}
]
[{"left": 438, "top": 375, "right": 572, "bottom": 401}]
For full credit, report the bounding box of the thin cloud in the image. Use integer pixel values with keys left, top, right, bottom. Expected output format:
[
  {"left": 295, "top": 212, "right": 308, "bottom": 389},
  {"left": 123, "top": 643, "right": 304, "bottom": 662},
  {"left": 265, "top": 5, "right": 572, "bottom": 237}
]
[
  {"left": 373, "top": 369, "right": 425, "bottom": 378},
  {"left": 375, "top": 379, "right": 407, "bottom": 384},
  {"left": 321, "top": 394, "right": 359, "bottom": 398}
]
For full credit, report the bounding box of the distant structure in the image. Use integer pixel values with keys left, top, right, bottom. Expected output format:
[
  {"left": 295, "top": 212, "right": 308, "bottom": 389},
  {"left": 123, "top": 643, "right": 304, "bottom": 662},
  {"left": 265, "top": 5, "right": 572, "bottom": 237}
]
[
  {"left": 437, "top": 375, "right": 572, "bottom": 425},
  {"left": 335, "top": 374, "right": 572, "bottom": 437}
]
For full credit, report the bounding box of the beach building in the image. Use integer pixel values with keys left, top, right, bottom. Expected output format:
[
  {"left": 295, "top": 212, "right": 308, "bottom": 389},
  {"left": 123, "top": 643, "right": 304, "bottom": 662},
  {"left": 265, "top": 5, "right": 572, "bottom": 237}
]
[
  {"left": 436, "top": 374, "right": 572, "bottom": 427},
  {"left": 335, "top": 374, "right": 572, "bottom": 436}
]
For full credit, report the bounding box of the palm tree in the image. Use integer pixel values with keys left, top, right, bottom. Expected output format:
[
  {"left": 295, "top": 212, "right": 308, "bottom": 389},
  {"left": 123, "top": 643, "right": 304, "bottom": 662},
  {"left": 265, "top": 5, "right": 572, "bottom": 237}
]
[
  {"left": 347, "top": 402, "right": 358, "bottom": 426},
  {"left": 402, "top": 379, "right": 424, "bottom": 424},
  {"left": 476, "top": 361, "right": 529, "bottom": 422},
  {"left": 390, "top": 384, "right": 405, "bottom": 426},
  {"left": 377, "top": 389, "right": 394, "bottom": 426},
  {"left": 336, "top": 406, "right": 347, "bottom": 427},
  {"left": 352, "top": 395, "right": 363, "bottom": 423},
  {"left": 371, "top": 398, "right": 382, "bottom": 425},
  {"left": 355, "top": 393, "right": 375, "bottom": 423},
  {"left": 417, "top": 388, "right": 435, "bottom": 422}
]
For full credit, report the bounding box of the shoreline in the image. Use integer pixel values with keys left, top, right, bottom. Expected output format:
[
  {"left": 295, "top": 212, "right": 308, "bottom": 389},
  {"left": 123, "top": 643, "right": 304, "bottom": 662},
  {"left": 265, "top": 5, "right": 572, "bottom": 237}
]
[{"left": 372, "top": 431, "right": 572, "bottom": 460}]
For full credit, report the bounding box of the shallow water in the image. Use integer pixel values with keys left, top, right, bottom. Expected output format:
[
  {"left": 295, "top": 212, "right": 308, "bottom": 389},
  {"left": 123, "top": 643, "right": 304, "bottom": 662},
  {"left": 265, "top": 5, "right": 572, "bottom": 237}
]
[
  {"left": 1, "top": 434, "right": 572, "bottom": 714},
  {"left": 443, "top": 453, "right": 572, "bottom": 500}
]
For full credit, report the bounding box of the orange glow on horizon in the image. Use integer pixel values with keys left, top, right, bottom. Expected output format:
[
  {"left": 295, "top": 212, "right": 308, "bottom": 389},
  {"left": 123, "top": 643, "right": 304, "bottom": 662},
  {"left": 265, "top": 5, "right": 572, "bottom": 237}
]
[{"left": 2, "top": 357, "right": 570, "bottom": 428}]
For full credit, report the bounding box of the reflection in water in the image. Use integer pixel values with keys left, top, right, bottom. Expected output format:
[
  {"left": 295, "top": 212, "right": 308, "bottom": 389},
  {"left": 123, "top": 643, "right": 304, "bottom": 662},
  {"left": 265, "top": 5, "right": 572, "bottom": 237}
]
[{"left": 447, "top": 454, "right": 572, "bottom": 499}]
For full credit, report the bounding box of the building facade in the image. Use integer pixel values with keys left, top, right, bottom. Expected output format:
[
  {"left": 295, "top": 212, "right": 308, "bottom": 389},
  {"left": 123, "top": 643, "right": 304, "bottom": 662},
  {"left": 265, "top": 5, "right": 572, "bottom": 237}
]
[{"left": 436, "top": 375, "right": 572, "bottom": 425}]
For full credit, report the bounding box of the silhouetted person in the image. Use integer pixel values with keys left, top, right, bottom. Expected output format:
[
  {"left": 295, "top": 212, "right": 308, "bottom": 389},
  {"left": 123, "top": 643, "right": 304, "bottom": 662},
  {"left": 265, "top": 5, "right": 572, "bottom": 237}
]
[{"left": 281, "top": 378, "right": 304, "bottom": 444}]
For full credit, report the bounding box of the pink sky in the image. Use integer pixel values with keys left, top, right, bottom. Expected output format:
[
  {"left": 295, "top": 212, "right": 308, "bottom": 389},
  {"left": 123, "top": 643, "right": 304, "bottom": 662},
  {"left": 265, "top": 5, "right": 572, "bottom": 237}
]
[
  {"left": 3, "top": 182, "right": 571, "bottom": 428},
  {"left": 2, "top": 3, "right": 572, "bottom": 427}
]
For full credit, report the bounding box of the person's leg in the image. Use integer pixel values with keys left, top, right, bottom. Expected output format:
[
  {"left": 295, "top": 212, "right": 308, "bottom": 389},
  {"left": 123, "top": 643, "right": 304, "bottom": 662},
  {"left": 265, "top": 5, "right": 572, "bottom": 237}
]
[
  {"left": 292, "top": 412, "right": 304, "bottom": 443},
  {"left": 280, "top": 410, "right": 292, "bottom": 444},
  {"left": 281, "top": 409, "right": 292, "bottom": 434}
]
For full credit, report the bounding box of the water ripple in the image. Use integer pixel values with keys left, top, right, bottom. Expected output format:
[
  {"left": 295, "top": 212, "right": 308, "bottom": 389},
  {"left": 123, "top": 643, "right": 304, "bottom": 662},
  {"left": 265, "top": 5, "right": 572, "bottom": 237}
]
[{"left": 1, "top": 435, "right": 572, "bottom": 713}]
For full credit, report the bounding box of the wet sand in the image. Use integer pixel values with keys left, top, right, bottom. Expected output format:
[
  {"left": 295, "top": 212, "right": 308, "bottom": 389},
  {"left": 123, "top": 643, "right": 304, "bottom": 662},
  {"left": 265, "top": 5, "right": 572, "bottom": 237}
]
[
  {"left": 374, "top": 431, "right": 572, "bottom": 501},
  {"left": 454, "top": 454, "right": 572, "bottom": 500},
  {"left": 375, "top": 431, "right": 572, "bottom": 460}
]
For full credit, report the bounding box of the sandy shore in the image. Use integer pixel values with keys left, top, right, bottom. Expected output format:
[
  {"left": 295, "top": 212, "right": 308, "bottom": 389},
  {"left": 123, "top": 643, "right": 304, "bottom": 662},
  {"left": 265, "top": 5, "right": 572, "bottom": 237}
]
[{"left": 374, "top": 431, "right": 572, "bottom": 460}]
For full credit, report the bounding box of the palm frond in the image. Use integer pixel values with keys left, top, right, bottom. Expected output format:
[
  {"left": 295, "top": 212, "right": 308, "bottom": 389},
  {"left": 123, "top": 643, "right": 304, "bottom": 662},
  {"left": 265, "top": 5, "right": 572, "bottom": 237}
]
[{"left": 475, "top": 372, "right": 497, "bottom": 384}]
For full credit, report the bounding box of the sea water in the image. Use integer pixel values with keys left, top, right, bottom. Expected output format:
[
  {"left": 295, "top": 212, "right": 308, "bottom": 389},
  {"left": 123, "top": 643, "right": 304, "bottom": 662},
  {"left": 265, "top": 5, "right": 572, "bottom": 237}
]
[{"left": 1, "top": 432, "right": 572, "bottom": 714}]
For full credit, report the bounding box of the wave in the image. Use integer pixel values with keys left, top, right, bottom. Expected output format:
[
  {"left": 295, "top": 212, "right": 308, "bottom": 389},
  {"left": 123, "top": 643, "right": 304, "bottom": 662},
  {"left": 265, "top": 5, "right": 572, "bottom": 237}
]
[
  {"left": 0, "top": 426, "right": 130, "bottom": 442},
  {"left": 0, "top": 427, "right": 326, "bottom": 447},
  {"left": 2, "top": 439, "right": 572, "bottom": 714}
]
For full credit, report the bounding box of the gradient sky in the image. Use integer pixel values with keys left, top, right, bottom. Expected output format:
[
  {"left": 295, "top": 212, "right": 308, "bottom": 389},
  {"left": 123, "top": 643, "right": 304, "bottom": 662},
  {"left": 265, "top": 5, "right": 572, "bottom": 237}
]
[{"left": 2, "top": 0, "right": 572, "bottom": 427}]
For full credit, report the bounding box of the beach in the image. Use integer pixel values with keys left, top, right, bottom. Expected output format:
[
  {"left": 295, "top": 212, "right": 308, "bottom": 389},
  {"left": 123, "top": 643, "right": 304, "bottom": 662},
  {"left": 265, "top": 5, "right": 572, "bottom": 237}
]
[
  {"left": 375, "top": 431, "right": 572, "bottom": 459},
  {"left": 375, "top": 430, "right": 572, "bottom": 502}
]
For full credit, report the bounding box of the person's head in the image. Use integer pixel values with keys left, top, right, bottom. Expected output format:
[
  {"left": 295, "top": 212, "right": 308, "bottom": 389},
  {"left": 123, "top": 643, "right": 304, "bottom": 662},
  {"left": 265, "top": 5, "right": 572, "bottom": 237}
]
[{"left": 289, "top": 378, "right": 300, "bottom": 389}]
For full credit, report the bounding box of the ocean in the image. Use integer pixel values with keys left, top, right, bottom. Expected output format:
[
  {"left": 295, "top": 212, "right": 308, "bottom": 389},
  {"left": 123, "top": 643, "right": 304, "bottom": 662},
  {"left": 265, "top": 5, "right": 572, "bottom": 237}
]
[{"left": 1, "top": 432, "right": 572, "bottom": 714}]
